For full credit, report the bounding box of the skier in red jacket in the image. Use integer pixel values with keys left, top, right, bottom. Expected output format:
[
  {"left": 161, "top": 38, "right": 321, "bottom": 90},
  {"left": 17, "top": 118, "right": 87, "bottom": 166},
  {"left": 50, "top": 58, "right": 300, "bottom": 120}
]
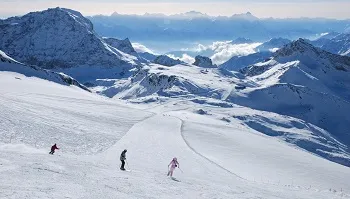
[{"left": 49, "top": 143, "right": 59, "bottom": 155}]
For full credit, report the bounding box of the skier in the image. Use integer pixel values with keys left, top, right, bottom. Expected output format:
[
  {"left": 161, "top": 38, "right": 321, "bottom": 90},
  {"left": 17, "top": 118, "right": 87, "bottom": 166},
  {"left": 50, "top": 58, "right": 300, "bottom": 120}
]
[
  {"left": 167, "top": 157, "right": 179, "bottom": 177},
  {"left": 49, "top": 143, "right": 59, "bottom": 155},
  {"left": 120, "top": 149, "right": 127, "bottom": 170}
]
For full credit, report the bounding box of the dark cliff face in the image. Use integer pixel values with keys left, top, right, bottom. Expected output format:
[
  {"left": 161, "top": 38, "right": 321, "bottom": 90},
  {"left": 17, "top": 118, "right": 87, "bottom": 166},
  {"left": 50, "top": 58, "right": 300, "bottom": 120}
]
[{"left": 193, "top": 55, "right": 216, "bottom": 68}]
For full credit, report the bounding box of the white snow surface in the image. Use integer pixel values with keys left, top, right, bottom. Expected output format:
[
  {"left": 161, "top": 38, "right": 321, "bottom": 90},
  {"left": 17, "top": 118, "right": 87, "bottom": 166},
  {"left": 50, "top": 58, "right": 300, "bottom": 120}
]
[{"left": 1, "top": 67, "right": 350, "bottom": 198}]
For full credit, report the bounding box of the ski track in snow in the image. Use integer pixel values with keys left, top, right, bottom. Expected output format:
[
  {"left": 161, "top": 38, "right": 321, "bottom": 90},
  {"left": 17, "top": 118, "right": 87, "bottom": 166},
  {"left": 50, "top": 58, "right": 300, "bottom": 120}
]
[{"left": 176, "top": 116, "right": 247, "bottom": 181}]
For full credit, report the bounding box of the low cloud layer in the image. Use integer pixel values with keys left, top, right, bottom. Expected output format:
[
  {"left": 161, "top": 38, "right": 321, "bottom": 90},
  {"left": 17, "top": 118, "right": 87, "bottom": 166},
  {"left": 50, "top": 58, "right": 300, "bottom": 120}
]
[
  {"left": 177, "top": 41, "right": 262, "bottom": 65},
  {"left": 167, "top": 53, "right": 195, "bottom": 64},
  {"left": 135, "top": 40, "right": 263, "bottom": 65},
  {"left": 208, "top": 41, "right": 262, "bottom": 65},
  {"left": 132, "top": 42, "right": 154, "bottom": 54}
]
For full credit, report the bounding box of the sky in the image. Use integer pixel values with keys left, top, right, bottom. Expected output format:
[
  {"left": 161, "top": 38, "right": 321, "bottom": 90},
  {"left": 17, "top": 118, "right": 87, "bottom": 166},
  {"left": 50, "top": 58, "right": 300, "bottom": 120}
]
[{"left": 0, "top": 0, "right": 350, "bottom": 19}]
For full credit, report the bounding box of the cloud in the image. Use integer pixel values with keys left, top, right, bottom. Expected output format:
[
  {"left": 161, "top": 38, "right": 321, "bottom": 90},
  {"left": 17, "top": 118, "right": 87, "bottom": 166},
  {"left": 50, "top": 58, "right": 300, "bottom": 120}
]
[
  {"left": 167, "top": 53, "right": 195, "bottom": 64},
  {"left": 208, "top": 41, "right": 262, "bottom": 65},
  {"left": 175, "top": 40, "right": 262, "bottom": 65},
  {"left": 132, "top": 42, "right": 154, "bottom": 53}
]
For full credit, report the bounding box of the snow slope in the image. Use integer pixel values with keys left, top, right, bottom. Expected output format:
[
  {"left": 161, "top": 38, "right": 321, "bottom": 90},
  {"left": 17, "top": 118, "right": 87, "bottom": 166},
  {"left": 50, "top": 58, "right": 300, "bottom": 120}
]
[
  {"left": 234, "top": 39, "right": 350, "bottom": 165},
  {"left": 89, "top": 50, "right": 350, "bottom": 167},
  {"left": 0, "top": 50, "right": 89, "bottom": 92},
  {"left": 1, "top": 72, "right": 350, "bottom": 198}
]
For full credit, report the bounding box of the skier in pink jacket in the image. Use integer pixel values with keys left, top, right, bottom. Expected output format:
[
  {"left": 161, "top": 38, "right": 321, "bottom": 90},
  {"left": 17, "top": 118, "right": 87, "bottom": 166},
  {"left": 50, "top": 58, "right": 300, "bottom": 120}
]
[{"left": 167, "top": 157, "right": 179, "bottom": 177}]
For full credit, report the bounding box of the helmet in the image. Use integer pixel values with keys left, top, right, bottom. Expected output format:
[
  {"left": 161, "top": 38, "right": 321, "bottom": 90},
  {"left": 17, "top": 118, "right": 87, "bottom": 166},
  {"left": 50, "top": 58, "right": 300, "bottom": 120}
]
[
  {"left": 173, "top": 157, "right": 177, "bottom": 161},
  {"left": 124, "top": 149, "right": 127, "bottom": 152}
]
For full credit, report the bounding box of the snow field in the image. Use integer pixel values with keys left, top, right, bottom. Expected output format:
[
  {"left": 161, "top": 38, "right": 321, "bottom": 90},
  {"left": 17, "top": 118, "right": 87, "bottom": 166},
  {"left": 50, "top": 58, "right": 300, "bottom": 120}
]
[{"left": 0, "top": 72, "right": 349, "bottom": 198}]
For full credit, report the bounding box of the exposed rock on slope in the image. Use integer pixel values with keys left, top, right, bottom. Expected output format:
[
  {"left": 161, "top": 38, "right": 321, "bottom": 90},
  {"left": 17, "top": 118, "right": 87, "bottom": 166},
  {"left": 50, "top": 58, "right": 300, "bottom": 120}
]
[
  {"left": 193, "top": 55, "right": 216, "bottom": 68},
  {"left": 103, "top": 37, "right": 138, "bottom": 57},
  {"left": 153, "top": 55, "right": 183, "bottom": 66}
]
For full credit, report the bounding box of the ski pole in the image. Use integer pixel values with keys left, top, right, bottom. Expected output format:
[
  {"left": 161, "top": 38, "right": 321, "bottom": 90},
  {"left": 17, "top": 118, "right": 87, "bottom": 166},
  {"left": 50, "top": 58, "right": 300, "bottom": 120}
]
[
  {"left": 126, "top": 160, "right": 131, "bottom": 170},
  {"left": 178, "top": 167, "right": 184, "bottom": 173}
]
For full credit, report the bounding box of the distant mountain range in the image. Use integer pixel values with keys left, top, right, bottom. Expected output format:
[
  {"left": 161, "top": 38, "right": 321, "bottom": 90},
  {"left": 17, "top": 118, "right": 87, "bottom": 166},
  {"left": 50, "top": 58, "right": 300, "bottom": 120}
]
[{"left": 88, "top": 11, "right": 350, "bottom": 42}]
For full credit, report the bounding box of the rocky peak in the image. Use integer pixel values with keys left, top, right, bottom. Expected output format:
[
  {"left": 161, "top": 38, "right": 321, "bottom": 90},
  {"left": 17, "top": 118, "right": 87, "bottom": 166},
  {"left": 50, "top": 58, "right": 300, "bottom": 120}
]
[
  {"left": 103, "top": 37, "right": 138, "bottom": 56},
  {"left": 193, "top": 56, "right": 216, "bottom": 68},
  {"left": 0, "top": 8, "right": 137, "bottom": 78},
  {"left": 153, "top": 55, "right": 182, "bottom": 66},
  {"left": 2, "top": 7, "right": 93, "bottom": 33},
  {"left": 274, "top": 38, "right": 321, "bottom": 57}
]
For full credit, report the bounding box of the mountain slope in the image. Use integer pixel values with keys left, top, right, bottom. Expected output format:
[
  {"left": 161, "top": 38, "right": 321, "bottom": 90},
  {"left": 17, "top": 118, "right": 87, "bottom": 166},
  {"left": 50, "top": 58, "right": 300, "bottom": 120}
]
[
  {"left": 0, "top": 8, "right": 139, "bottom": 80},
  {"left": 321, "top": 33, "right": 350, "bottom": 56},
  {"left": 243, "top": 38, "right": 350, "bottom": 100},
  {"left": 88, "top": 38, "right": 350, "bottom": 167},
  {"left": 220, "top": 51, "right": 272, "bottom": 71},
  {"left": 236, "top": 39, "right": 350, "bottom": 160},
  {"left": 311, "top": 33, "right": 350, "bottom": 56}
]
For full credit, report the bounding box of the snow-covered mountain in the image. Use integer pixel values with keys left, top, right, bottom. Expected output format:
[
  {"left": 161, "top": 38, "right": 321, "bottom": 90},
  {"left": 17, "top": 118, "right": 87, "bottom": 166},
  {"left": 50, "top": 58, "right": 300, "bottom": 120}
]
[
  {"left": 310, "top": 33, "right": 350, "bottom": 56},
  {"left": 320, "top": 33, "right": 350, "bottom": 56},
  {"left": 0, "top": 50, "right": 89, "bottom": 92},
  {"left": 0, "top": 8, "right": 139, "bottom": 80},
  {"left": 236, "top": 39, "right": 350, "bottom": 161}
]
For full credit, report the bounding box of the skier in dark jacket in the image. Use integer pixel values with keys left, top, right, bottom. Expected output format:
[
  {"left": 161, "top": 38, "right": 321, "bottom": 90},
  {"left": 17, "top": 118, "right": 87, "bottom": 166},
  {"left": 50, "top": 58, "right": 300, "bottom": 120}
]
[
  {"left": 120, "top": 149, "right": 127, "bottom": 170},
  {"left": 49, "top": 143, "right": 59, "bottom": 155}
]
